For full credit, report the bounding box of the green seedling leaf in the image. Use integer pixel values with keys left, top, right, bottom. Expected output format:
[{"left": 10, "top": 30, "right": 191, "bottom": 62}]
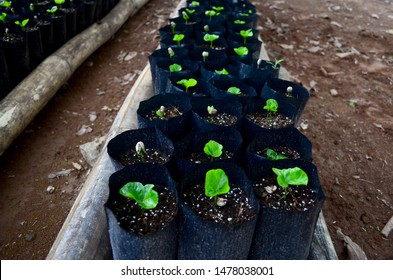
[
  {"left": 207, "top": 105, "right": 217, "bottom": 115},
  {"left": 176, "top": 78, "right": 197, "bottom": 93},
  {"left": 264, "top": 98, "right": 278, "bottom": 113},
  {"left": 173, "top": 33, "right": 185, "bottom": 46},
  {"left": 205, "top": 169, "right": 230, "bottom": 204},
  {"left": 169, "top": 63, "right": 182, "bottom": 72},
  {"left": 0, "top": 1, "right": 11, "bottom": 8},
  {"left": 234, "top": 19, "right": 246, "bottom": 25},
  {"left": 240, "top": 29, "right": 253, "bottom": 43},
  {"left": 205, "top": 10, "right": 217, "bottom": 20},
  {"left": 46, "top": 6, "right": 58, "bottom": 14},
  {"left": 0, "top": 12, "right": 7, "bottom": 22},
  {"left": 156, "top": 106, "right": 165, "bottom": 119},
  {"left": 15, "top": 18, "right": 29, "bottom": 29},
  {"left": 266, "top": 58, "right": 284, "bottom": 70},
  {"left": 55, "top": 0, "right": 65, "bottom": 5},
  {"left": 272, "top": 167, "right": 308, "bottom": 198},
  {"left": 119, "top": 182, "right": 158, "bottom": 210},
  {"left": 227, "top": 86, "right": 241, "bottom": 95},
  {"left": 234, "top": 46, "right": 249, "bottom": 57},
  {"left": 348, "top": 101, "right": 356, "bottom": 109},
  {"left": 182, "top": 11, "right": 190, "bottom": 23},
  {"left": 186, "top": 8, "right": 196, "bottom": 14},
  {"left": 266, "top": 148, "right": 287, "bottom": 160},
  {"left": 215, "top": 68, "right": 229, "bottom": 75},
  {"left": 204, "top": 140, "right": 223, "bottom": 158},
  {"left": 212, "top": 6, "right": 224, "bottom": 12},
  {"left": 203, "top": 33, "right": 220, "bottom": 48}
]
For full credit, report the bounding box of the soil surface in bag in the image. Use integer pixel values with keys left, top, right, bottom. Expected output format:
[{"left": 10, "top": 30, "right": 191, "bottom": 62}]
[{"left": 0, "top": 0, "right": 392, "bottom": 261}]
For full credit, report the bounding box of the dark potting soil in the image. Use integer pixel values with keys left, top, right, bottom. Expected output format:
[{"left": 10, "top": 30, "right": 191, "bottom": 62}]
[
  {"left": 145, "top": 106, "right": 183, "bottom": 120},
  {"left": 186, "top": 150, "right": 234, "bottom": 163},
  {"left": 196, "top": 44, "right": 226, "bottom": 50},
  {"left": 118, "top": 148, "right": 171, "bottom": 165},
  {"left": 110, "top": 185, "right": 177, "bottom": 235},
  {"left": 246, "top": 112, "right": 294, "bottom": 129},
  {"left": 201, "top": 113, "right": 238, "bottom": 126},
  {"left": 183, "top": 184, "right": 256, "bottom": 224},
  {"left": 253, "top": 177, "right": 317, "bottom": 211},
  {"left": 256, "top": 146, "right": 301, "bottom": 159}
]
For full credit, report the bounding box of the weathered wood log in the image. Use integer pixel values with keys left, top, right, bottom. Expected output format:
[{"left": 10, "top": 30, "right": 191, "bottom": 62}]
[{"left": 0, "top": 0, "right": 150, "bottom": 156}]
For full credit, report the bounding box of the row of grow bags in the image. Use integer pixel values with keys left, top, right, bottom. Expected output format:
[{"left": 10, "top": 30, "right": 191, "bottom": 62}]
[
  {"left": 103, "top": 0, "right": 325, "bottom": 260},
  {"left": 0, "top": 0, "right": 119, "bottom": 101}
]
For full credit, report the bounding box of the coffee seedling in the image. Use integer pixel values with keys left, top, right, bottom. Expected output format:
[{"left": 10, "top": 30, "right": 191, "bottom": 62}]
[
  {"left": 272, "top": 167, "right": 308, "bottom": 199},
  {"left": 205, "top": 168, "right": 230, "bottom": 205},
  {"left": 119, "top": 182, "right": 158, "bottom": 210}
]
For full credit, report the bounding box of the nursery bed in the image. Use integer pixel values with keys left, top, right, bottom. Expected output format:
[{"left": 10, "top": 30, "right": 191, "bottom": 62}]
[{"left": 47, "top": 1, "right": 337, "bottom": 259}]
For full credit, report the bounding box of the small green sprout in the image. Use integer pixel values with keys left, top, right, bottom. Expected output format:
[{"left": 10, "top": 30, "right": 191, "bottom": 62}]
[
  {"left": 264, "top": 99, "right": 278, "bottom": 122},
  {"left": 0, "top": 1, "right": 11, "bottom": 8},
  {"left": 169, "top": 63, "right": 182, "bottom": 72},
  {"left": 203, "top": 25, "right": 210, "bottom": 32},
  {"left": 227, "top": 86, "right": 241, "bottom": 95},
  {"left": 170, "top": 21, "right": 176, "bottom": 33},
  {"left": 203, "top": 33, "right": 220, "bottom": 48},
  {"left": 286, "top": 86, "right": 293, "bottom": 97},
  {"left": 54, "top": 0, "right": 65, "bottom": 8},
  {"left": 168, "top": 47, "right": 175, "bottom": 58},
  {"left": 272, "top": 167, "right": 308, "bottom": 199},
  {"left": 14, "top": 18, "right": 29, "bottom": 31},
  {"left": 265, "top": 148, "right": 288, "bottom": 160},
  {"left": 266, "top": 58, "right": 284, "bottom": 70},
  {"left": 46, "top": 6, "right": 58, "bottom": 15},
  {"left": 239, "top": 12, "right": 250, "bottom": 17},
  {"left": 212, "top": 6, "right": 224, "bottom": 12},
  {"left": 190, "top": 1, "right": 200, "bottom": 7},
  {"left": 29, "top": 3, "right": 34, "bottom": 12},
  {"left": 240, "top": 29, "right": 253, "bottom": 44},
  {"left": 234, "top": 19, "right": 246, "bottom": 25},
  {"left": 207, "top": 105, "right": 217, "bottom": 122},
  {"left": 135, "top": 141, "right": 146, "bottom": 163},
  {"left": 119, "top": 182, "right": 158, "bottom": 210},
  {"left": 202, "top": 51, "right": 209, "bottom": 62},
  {"left": 215, "top": 68, "right": 229, "bottom": 75},
  {"left": 155, "top": 106, "right": 166, "bottom": 119},
  {"left": 207, "top": 105, "right": 217, "bottom": 115},
  {"left": 0, "top": 12, "right": 7, "bottom": 23},
  {"left": 349, "top": 101, "right": 356, "bottom": 109},
  {"left": 182, "top": 11, "right": 190, "bottom": 24},
  {"left": 185, "top": 8, "right": 196, "bottom": 14},
  {"left": 176, "top": 78, "right": 197, "bottom": 93},
  {"left": 234, "top": 46, "right": 249, "bottom": 57},
  {"left": 205, "top": 169, "right": 230, "bottom": 205},
  {"left": 204, "top": 140, "right": 223, "bottom": 159},
  {"left": 173, "top": 33, "right": 185, "bottom": 46},
  {"left": 205, "top": 10, "right": 217, "bottom": 21}
]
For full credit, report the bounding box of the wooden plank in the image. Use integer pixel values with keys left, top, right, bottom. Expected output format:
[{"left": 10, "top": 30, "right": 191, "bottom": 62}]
[{"left": 48, "top": 0, "right": 337, "bottom": 260}]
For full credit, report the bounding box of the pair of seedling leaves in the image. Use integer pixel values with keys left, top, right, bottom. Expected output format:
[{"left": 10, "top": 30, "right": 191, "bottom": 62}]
[{"left": 119, "top": 166, "right": 309, "bottom": 210}]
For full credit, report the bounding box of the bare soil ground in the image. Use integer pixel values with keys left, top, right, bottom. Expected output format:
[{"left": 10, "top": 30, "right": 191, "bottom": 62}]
[{"left": 0, "top": 0, "right": 392, "bottom": 260}]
